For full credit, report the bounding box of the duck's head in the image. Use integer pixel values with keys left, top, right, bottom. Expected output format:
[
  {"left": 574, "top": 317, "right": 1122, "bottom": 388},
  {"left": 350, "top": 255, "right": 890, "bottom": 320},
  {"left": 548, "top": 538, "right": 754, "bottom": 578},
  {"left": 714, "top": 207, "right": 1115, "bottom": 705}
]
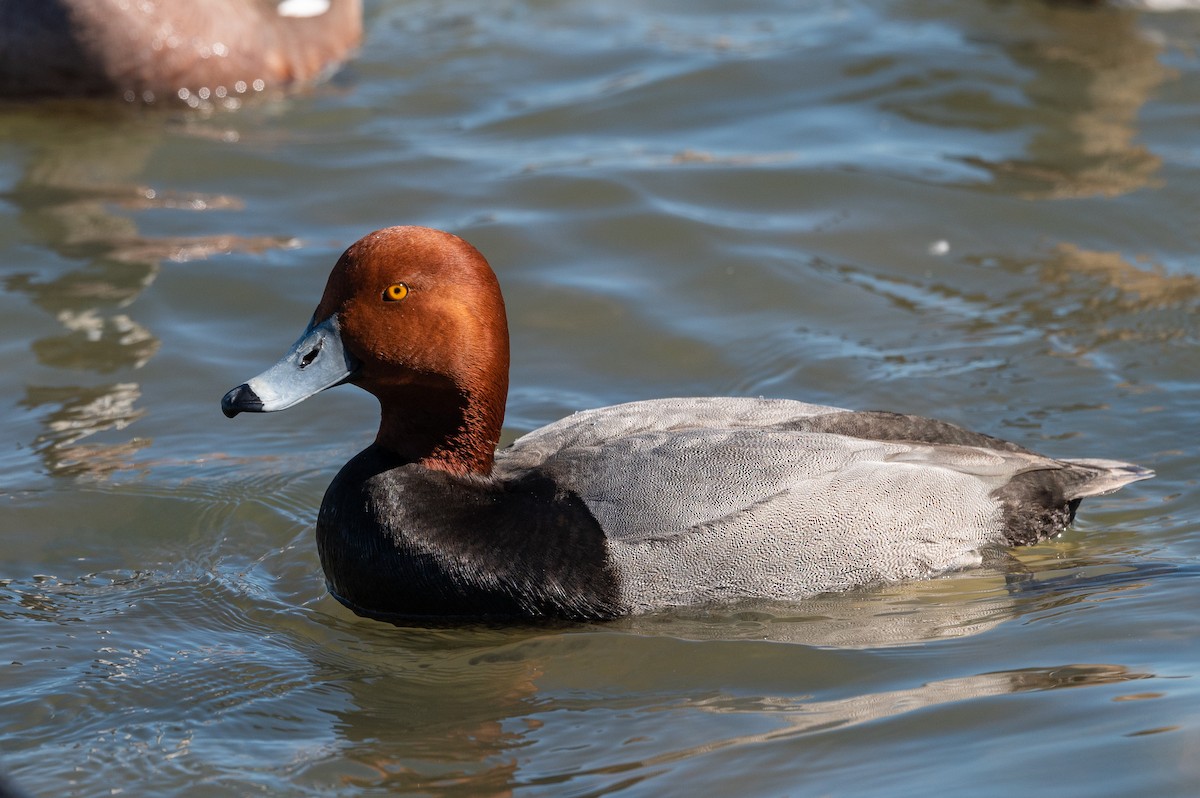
[{"left": 222, "top": 226, "right": 510, "bottom": 475}]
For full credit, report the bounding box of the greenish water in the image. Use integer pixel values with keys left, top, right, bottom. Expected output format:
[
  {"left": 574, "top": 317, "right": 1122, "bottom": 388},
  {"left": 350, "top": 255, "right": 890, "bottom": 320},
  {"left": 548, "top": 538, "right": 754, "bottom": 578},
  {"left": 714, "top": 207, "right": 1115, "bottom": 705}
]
[{"left": 1, "top": 1, "right": 1197, "bottom": 795}]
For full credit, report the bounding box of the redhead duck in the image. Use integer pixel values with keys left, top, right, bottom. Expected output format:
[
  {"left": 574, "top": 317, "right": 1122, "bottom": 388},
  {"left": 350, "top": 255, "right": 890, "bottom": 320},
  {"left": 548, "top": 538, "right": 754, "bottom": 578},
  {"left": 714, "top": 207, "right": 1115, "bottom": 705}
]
[
  {"left": 221, "top": 226, "right": 1154, "bottom": 621},
  {"left": 0, "top": 0, "right": 361, "bottom": 103}
]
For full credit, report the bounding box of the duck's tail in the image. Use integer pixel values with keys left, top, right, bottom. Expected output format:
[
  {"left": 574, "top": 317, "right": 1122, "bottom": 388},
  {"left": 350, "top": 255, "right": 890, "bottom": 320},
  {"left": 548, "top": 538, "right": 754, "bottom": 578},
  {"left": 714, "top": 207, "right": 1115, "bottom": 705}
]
[
  {"left": 1059, "top": 458, "right": 1156, "bottom": 499},
  {"left": 996, "top": 457, "right": 1153, "bottom": 546}
]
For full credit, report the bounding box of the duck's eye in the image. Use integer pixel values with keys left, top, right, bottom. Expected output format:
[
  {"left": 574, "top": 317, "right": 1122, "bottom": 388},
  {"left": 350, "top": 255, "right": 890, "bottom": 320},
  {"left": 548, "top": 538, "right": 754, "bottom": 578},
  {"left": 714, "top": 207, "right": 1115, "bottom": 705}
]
[{"left": 383, "top": 283, "right": 409, "bottom": 302}]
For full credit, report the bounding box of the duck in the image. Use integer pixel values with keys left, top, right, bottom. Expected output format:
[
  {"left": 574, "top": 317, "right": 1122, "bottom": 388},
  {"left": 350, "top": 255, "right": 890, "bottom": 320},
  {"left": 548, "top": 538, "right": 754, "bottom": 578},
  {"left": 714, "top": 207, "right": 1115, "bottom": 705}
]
[
  {"left": 221, "top": 226, "right": 1154, "bottom": 621},
  {"left": 0, "top": 0, "right": 361, "bottom": 103}
]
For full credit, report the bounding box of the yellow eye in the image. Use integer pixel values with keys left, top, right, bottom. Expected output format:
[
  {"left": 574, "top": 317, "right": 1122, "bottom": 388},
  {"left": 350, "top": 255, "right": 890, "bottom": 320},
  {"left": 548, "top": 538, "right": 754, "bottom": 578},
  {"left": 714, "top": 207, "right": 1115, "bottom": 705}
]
[{"left": 383, "top": 283, "right": 409, "bottom": 301}]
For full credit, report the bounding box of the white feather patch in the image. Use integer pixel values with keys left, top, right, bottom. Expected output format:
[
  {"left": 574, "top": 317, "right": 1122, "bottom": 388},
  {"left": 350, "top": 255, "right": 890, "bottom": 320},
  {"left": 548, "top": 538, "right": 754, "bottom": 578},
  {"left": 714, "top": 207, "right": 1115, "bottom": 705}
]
[{"left": 277, "top": 0, "right": 331, "bottom": 18}]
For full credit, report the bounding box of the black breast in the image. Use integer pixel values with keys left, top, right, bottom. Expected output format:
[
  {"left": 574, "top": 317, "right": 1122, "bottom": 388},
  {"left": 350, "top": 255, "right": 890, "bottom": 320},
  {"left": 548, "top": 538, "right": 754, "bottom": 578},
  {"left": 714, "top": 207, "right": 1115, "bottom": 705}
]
[{"left": 315, "top": 445, "right": 623, "bottom": 621}]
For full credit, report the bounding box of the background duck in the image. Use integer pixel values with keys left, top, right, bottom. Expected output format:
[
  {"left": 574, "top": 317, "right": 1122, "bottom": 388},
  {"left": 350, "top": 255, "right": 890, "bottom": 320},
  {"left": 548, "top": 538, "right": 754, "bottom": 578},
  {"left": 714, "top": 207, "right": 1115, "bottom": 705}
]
[{"left": 0, "top": 0, "right": 362, "bottom": 103}]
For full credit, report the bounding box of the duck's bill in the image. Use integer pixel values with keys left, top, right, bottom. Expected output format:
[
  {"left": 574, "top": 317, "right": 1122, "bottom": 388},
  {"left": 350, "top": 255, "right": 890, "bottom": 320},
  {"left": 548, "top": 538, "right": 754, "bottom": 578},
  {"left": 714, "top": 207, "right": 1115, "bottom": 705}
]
[{"left": 221, "top": 315, "right": 358, "bottom": 418}]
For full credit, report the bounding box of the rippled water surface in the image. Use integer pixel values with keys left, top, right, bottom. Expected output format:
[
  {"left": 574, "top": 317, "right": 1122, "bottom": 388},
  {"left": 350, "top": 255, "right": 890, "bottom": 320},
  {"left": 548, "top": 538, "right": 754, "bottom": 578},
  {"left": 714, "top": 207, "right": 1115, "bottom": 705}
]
[{"left": 2, "top": 1, "right": 1198, "bottom": 795}]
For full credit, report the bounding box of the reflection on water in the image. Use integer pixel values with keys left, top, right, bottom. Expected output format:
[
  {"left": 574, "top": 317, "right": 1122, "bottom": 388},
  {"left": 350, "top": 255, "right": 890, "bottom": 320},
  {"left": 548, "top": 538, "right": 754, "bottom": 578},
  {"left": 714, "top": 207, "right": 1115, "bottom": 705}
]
[
  {"left": 617, "top": 663, "right": 1152, "bottom": 765},
  {"left": 1045, "top": 243, "right": 1200, "bottom": 315},
  {"left": 18, "top": 383, "right": 148, "bottom": 478},
  {"left": 966, "top": 241, "right": 1200, "bottom": 360},
  {"left": 610, "top": 552, "right": 1183, "bottom": 648},
  {"left": 613, "top": 568, "right": 1022, "bottom": 648},
  {"left": 0, "top": 108, "right": 294, "bottom": 477},
  {"left": 0, "top": 548, "right": 1179, "bottom": 795},
  {"left": 975, "top": 6, "right": 1167, "bottom": 199},
  {"left": 302, "top": 559, "right": 1178, "bottom": 792},
  {"left": 7, "top": 265, "right": 159, "bottom": 372},
  {"left": 900, "top": 3, "right": 1170, "bottom": 198},
  {"left": 1041, "top": 243, "right": 1200, "bottom": 353}
]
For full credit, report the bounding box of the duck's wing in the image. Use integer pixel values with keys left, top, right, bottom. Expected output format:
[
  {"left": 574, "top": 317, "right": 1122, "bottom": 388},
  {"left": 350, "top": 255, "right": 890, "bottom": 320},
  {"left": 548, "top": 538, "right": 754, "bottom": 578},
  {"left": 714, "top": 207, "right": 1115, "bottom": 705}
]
[
  {"left": 501, "top": 397, "right": 847, "bottom": 466},
  {"left": 497, "top": 399, "right": 1152, "bottom": 609},
  {"left": 522, "top": 423, "right": 1051, "bottom": 608},
  {"left": 523, "top": 425, "right": 1048, "bottom": 544},
  {"left": 496, "top": 398, "right": 1152, "bottom": 609},
  {"left": 499, "top": 398, "right": 1071, "bottom": 545},
  {"left": 502, "top": 400, "right": 1153, "bottom": 537}
]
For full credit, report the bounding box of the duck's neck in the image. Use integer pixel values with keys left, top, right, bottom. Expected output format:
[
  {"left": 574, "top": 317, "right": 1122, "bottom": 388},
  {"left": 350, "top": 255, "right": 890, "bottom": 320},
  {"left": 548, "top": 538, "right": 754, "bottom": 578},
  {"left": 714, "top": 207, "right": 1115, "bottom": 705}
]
[{"left": 372, "top": 381, "right": 503, "bottom": 477}]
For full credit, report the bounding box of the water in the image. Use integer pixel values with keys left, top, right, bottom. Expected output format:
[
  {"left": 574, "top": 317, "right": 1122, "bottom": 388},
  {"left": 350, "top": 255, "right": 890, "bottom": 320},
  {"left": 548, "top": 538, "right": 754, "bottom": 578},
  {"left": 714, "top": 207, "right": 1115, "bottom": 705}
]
[{"left": 1, "top": 1, "right": 1197, "bottom": 795}]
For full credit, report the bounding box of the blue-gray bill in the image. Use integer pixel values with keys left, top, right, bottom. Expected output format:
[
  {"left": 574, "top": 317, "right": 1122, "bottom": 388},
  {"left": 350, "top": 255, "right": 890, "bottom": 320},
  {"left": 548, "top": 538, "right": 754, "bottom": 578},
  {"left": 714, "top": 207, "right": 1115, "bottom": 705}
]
[{"left": 221, "top": 315, "right": 357, "bottom": 418}]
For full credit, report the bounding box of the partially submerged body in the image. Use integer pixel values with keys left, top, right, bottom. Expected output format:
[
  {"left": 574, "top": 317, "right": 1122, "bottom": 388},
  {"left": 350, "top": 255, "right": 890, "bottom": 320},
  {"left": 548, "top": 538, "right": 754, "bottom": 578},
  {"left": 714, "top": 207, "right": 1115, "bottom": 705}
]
[{"left": 223, "top": 227, "right": 1153, "bottom": 621}]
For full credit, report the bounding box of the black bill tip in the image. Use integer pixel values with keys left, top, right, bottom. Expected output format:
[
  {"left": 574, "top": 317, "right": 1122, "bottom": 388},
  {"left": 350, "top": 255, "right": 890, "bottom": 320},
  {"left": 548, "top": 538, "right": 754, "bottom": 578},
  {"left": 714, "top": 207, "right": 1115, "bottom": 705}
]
[{"left": 221, "top": 383, "right": 264, "bottom": 418}]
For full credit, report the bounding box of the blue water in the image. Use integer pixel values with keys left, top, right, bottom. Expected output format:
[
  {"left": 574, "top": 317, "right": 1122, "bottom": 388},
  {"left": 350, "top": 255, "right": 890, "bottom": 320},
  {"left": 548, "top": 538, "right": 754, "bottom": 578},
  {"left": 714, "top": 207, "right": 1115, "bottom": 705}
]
[{"left": 1, "top": 1, "right": 1197, "bottom": 795}]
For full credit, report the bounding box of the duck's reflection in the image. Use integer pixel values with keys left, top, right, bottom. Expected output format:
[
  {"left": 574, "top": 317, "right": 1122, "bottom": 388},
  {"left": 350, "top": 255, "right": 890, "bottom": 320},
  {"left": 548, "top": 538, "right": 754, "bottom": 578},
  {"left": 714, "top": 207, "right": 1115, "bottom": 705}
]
[
  {"left": 307, "top": 562, "right": 1166, "bottom": 794},
  {"left": 2, "top": 108, "right": 294, "bottom": 477},
  {"left": 611, "top": 564, "right": 1023, "bottom": 647},
  {"left": 618, "top": 662, "right": 1153, "bottom": 766}
]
